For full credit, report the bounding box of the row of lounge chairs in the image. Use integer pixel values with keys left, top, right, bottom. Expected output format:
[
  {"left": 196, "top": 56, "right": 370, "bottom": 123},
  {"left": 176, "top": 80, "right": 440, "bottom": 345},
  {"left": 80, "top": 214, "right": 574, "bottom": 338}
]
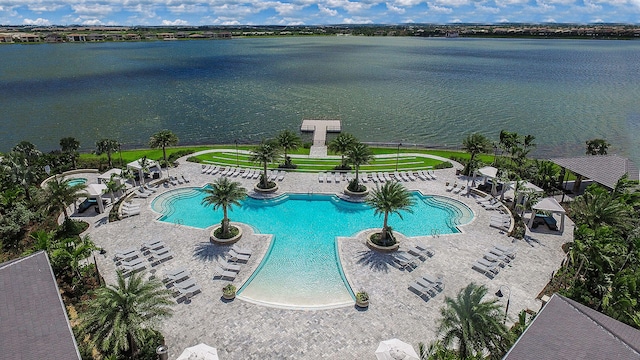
[
  {"left": 317, "top": 170, "right": 437, "bottom": 184},
  {"left": 475, "top": 195, "right": 505, "bottom": 211},
  {"left": 163, "top": 267, "right": 201, "bottom": 300},
  {"left": 392, "top": 245, "right": 435, "bottom": 270},
  {"left": 490, "top": 215, "right": 512, "bottom": 232},
  {"left": 121, "top": 201, "right": 142, "bottom": 218},
  {"left": 472, "top": 245, "right": 517, "bottom": 278},
  {"left": 213, "top": 244, "right": 253, "bottom": 281},
  {"left": 167, "top": 175, "right": 191, "bottom": 186},
  {"left": 201, "top": 165, "right": 287, "bottom": 182},
  {"left": 445, "top": 182, "right": 466, "bottom": 194},
  {"left": 134, "top": 184, "right": 157, "bottom": 199},
  {"left": 113, "top": 241, "right": 175, "bottom": 276},
  {"left": 409, "top": 274, "right": 445, "bottom": 300}
]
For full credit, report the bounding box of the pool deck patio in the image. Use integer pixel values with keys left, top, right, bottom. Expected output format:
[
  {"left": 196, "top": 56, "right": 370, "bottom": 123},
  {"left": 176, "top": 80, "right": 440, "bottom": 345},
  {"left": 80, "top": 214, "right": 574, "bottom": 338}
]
[{"left": 82, "top": 155, "right": 573, "bottom": 359}]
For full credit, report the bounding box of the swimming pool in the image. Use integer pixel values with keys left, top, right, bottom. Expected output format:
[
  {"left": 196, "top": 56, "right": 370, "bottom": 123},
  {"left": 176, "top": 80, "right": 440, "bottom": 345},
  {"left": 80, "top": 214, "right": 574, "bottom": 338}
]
[
  {"left": 151, "top": 189, "right": 473, "bottom": 308},
  {"left": 66, "top": 178, "right": 87, "bottom": 187}
]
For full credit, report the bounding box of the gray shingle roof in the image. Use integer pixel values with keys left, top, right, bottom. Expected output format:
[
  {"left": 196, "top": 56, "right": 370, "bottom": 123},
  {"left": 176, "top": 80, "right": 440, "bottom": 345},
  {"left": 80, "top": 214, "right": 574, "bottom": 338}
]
[
  {"left": 503, "top": 294, "right": 640, "bottom": 360},
  {"left": 0, "top": 251, "right": 82, "bottom": 360},
  {"left": 550, "top": 155, "right": 639, "bottom": 190}
]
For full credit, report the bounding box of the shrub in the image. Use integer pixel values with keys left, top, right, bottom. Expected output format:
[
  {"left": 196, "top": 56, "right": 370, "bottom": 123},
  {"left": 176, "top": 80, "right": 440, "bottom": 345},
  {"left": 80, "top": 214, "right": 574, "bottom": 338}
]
[
  {"left": 347, "top": 179, "right": 366, "bottom": 192},
  {"left": 213, "top": 223, "right": 239, "bottom": 239},
  {"left": 186, "top": 156, "right": 202, "bottom": 163},
  {"left": 333, "top": 165, "right": 352, "bottom": 171},
  {"left": 356, "top": 291, "right": 369, "bottom": 302},
  {"left": 434, "top": 161, "right": 454, "bottom": 169},
  {"left": 223, "top": 284, "right": 236, "bottom": 296},
  {"left": 168, "top": 149, "right": 195, "bottom": 163}
]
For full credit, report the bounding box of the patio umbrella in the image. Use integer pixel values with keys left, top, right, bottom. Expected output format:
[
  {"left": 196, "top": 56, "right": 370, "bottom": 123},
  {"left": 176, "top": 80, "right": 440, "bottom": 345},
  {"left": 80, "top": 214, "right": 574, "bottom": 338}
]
[
  {"left": 375, "top": 338, "right": 420, "bottom": 360},
  {"left": 176, "top": 343, "right": 219, "bottom": 360}
]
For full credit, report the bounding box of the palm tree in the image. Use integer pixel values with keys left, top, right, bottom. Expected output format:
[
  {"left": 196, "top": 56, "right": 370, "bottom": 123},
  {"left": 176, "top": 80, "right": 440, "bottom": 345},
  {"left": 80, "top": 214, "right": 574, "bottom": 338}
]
[
  {"left": 462, "top": 133, "right": 492, "bottom": 175},
  {"left": 79, "top": 271, "right": 174, "bottom": 358},
  {"left": 365, "top": 181, "right": 415, "bottom": 245},
  {"left": 104, "top": 174, "right": 126, "bottom": 203},
  {"left": 52, "top": 235, "right": 99, "bottom": 279},
  {"left": 249, "top": 141, "right": 281, "bottom": 189},
  {"left": 95, "top": 139, "right": 121, "bottom": 168},
  {"left": 345, "top": 142, "right": 373, "bottom": 191},
  {"left": 328, "top": 133, "right": 357, "bottom": 169},
  {"left": 586, "top": 138, "right": 610, "bottom": 155},
  {"left": 136, "top": 156, "right": 152, "bottom": 186},
  {"left": 60, "top": 137, "right": 80, "bottom": 169},
  {"left": 275, "top": 130, "right": 302, "bottom": 168},
  {"left": 2, "top": 151, "right": 37, "bottom": 201},
  {"left": 45, "top": 176, "right": 88, "bottom": 220},
  {"left": 437, "top": 283, "right": 512, "bottom": 359},
  {"left": 570, "top": 191, "right": 632, "bottom": 230},
  {"left": 149, "top": 130, "right": 179, "bottom": 166},
  {"left": 201, "top": 177, "right": 247, "bottom": 238}
]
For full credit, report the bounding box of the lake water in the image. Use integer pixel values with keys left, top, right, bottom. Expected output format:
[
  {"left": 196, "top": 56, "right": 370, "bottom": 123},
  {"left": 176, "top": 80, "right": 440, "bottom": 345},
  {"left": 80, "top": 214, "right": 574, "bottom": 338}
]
[{"left": 1, "top": 37, "right": 639, "bottom": 165}]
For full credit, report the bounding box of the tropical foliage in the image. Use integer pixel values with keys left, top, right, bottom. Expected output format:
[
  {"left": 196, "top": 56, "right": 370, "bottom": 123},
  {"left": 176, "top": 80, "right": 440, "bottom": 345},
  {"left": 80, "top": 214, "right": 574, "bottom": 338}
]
[
  {"left": 45, "top": 176, "right": 88, "bottom": 220},
  {"left": 345, "top": 142, "right": 373, "bottom": 192},
  {"left": 250, "top": 141, "right": 281, "bottom": 189},
  {"left": 95, "top": 138, "right": 121, "bottom": 168},
  {"left": 201, "top": 177, "right": 247, "bottom": 238},
  {"left": 328, "top": 133, "right": 357, "bottom": 169},
  {"left": 149, "top": 129, "right": 179, "bottom": 166},
  {"left": 275, "top": 130, "right": 302, "bottom": 168},
  {"left": 365, "top": 181, "right": 414, "bottom": 245},
  {"left": 585, "top": 138, "right": 610, "bottom": 155},
  {"left": 79, "top": 271, "right": 174, "bottom": 359},
  {"left": 435, "top": 283, "right": 513, "bottom": 359},
  {"left": 462, "top": 133, "right": 492, "bottom": 176}
]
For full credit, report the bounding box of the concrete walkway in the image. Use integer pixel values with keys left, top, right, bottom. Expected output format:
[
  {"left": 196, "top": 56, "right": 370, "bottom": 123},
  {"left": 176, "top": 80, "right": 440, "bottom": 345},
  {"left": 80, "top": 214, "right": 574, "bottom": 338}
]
[
  {"left": 301, "top": 119, "right": 341, "bottom": 158},
  {"left": 78, "top": 157, "right": 573, "bottom": 359}
]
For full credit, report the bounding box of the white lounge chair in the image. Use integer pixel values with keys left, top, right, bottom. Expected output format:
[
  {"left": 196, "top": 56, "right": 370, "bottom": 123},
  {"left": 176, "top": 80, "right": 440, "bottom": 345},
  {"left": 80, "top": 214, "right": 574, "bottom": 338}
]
[
  {"left": 472, "top": 261, "right": 499, "bottom": 278},
  {"left": 118, "top": 256, "right": 145, "bottom": 268},
  {"left": 202, "top": 165, "right": 210, "bottom": 174},
  {"left": 277, "top": 171, "right": 285, "bottom": 181},
  {"left": 163, "top": 268, "right": 190, "bottom": 284},
  {"left": 491, "top": 245, "right": 517, "bottom": 259},
  {"left": 445, "top": 183, "right": 456, "bottom": 192},
  {"left": 452, "top": 185, "right": 465, "bottom": 194},
  {"left": 318, "top": 172, "right": 324, "bottom": 183},
  {"left": 416, "top": 171, "right": 428, "bottom": 181},
  {"left": 228, "top": 249, "right": 250, "bottom": 262},
  {"left": 219, "top": 259, "right": 241, "bottom": 272},
  {"left": 231, "top": 244, "right": 253, "bottom": 256},
  {"left": 334, "top": 173, "right": 340, "bottom": 183},
  {"left": 121, "top": 209, "right": 141, "bottom": 218},
  {"left": 407, "top": 246, "right": 434, "bottom": 260},
  {"left": 213, "top": 265, "right": 237, "bottom": 280},
  {"left": 181, "top": 175, "right": 190, "bottom": 183},
  {"left": 392, "top": 252, "right": 419, "bottom": 270},
  {"left": 120, "top": 262, "right": 146, "bottom": 277},
  {"left": 326, "top": 173, "right": 332, "bottom": 183},
  {"left": 360, "top": 173, "right": 368, "bottom": 183},
  {"left": 383, "top": 173, "right": 393, "bottom": 182},
  {"left": 113, "top": 248, "right": 140, "bottom": 261},
  {"left": 209, "top": 166, "right": 219, "bottom": 175},
  {"left": 149, "top": 251, "right": 173, "bottom": 266},
  {"left": 252, "top": 170, "right": 260, "bottom": 179},
  {"left": 141, "top": 240, "right": 166, "bottom": 251},
  {"left": 406, "top": 172, "right": 417, "bottom": 181}
]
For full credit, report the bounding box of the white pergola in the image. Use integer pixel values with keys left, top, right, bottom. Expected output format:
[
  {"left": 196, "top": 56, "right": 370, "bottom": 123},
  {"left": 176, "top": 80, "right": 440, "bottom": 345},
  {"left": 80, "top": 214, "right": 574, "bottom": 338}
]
[
  {"left": 97, "top": 168, "right": 123, "bottom": 184},
  {"left": 126, "top": 159, "right": 161, "bottom": 185},
  {"left": 474, "top": 166, "right": 499, "bottom": 195},
  {"left": 86, "top": 183, "right": 108, "bottom": 214},
  {"left": 527, "top": 197, "right": 566, "bottom": 233}
]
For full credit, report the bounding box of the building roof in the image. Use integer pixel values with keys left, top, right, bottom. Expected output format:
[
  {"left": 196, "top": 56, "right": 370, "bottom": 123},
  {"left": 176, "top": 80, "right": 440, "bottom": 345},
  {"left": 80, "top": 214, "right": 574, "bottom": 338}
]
[
  {"left": 550, "top": 155, "right": 639, "bottom": 190},
  {"left": 0, "top": 252, "right": 82, "bottom": 360},
  {"left": 503, "top": 294, "right": 640, "bottom": 360},
  {"left": 532, "top": 197, "right": 565, "bottom": 213}
]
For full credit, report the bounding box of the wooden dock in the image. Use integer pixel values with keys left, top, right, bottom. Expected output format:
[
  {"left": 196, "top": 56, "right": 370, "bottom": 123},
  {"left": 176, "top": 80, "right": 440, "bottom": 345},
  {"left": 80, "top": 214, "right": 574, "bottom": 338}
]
[{"left": 300, "top": 119, "right": 341, "bottom": 158}]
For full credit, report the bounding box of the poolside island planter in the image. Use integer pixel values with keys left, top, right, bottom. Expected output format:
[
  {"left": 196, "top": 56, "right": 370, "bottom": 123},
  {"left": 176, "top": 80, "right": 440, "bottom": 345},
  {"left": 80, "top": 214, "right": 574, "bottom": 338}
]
[
  {"left": 355, "top": 291, "right": 369, "bottom": 309},
  {"left": 254, "top": 183, "right": 278, "bottom": 193},
  {"left": 210, "top": 225, "right": 243, "bottom": 244},
  {"left": 343, "top": 185, "right": 369, "bottom": 197},
  {"left": 366, "top": 234, "right": 400, "bottom": 253}
]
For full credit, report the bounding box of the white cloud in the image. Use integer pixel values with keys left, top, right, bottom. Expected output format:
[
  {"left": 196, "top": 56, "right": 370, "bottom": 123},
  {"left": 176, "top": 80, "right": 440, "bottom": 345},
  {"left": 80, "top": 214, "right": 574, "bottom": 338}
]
[
  {"left": 544, "top": 17, "right": 557, "bottom": 22},
  {"left": 475, "top": 3, "right": 501, "bottom": 13},
  {"left": 427, "top": 3, "right": 454, "bottom": 13},
  {"left": 81, "top": 18, "right": 104, "bottom": 25},
  {"left": 212, "top": 17, "right": 242, "bottom": 25},
  {"left": 318, "top": 5, "right": 339, "bottom": 16},
  {"left": 71, "top": 4, "right": 114, "bottom": 17},
  {"left": 393, "top": 0, "right": 424, "bottom": 6},
  {"left": 430, "top": 0, "right": 470, "bottom": 7},
  {"left": 386, "top": 3, "right": 406, "bottom": 13},
  {"left": 449, "top": 17, "right": 462, "bottom": 22},
  {"left": 494, "top": 0, "right": 530, "bottom": 7},
  {"left": 592, "top": 17, "right": 604, "bottom": 22},
  {"left": 497, "top": 17, "right": 511, "bottom": 22},
  {"left": 162, "top": 18, "right": 189, "bottom": 25},
  {"left": 272, "top": 2, "right": 307, "bottom": 16},
  {"left": 342, "top": 16, "right": 373, "bottom": 23},
  {"left": 23, "top": 17, "right": 50, "bottom": 25},
  {"left": 166, "top": 4, "right": 207, "bottom": 14},
  {"left": 27, "top": 4, "right": 65, "bottom": 12}
]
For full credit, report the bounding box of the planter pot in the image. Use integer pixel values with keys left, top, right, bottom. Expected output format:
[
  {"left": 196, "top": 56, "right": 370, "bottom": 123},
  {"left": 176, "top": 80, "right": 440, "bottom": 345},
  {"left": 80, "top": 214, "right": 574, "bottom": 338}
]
[
  {"left": 366, "top": 233, "right": 400, "bottom": 253},
  {"left": 222, "top": 292, "right": 236, "bottom": 300},
  {"left": 356, "top": 298, "right": 369, "bottom": 308},
  {"left": 210, "top": 225, "right": 243, "bottom": 244},
  {"left": 254, "top": 183, "right": 278, "bottom": 193},
  {"left": 343, "top": 185, "right": 369, "bottom": 197}
]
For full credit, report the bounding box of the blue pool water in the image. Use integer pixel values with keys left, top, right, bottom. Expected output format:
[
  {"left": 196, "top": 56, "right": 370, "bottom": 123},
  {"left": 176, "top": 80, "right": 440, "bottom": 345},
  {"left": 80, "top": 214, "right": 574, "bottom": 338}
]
[
  {"left": 151, "top": 188, "right": 473, "bottom": 308},
  {"left": 66, "top": 178, "right": 87, "bottom": 187}
]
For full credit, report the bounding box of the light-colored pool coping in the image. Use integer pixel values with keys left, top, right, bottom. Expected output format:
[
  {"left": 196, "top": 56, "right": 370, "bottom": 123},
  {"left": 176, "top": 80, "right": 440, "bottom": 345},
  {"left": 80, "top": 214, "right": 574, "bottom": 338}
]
[{"left": 78, "top": 158, "right": 573, "bottom": 359}]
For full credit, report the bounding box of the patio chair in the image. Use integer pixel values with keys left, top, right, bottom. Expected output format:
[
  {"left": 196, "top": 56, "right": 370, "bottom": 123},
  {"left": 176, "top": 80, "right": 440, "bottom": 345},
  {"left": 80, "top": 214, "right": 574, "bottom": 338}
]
[
  {"left": 232, "top": 168, "right": 241, "bottom": 177},
  {"left": 202, "top": 165, "right": 211, "bottom": 174},
  {"left": 452, "top": 185, "right": 465, "bottom": 194},
  {"left": 219, "top": 259, "right": 241, "bottom": 272},
  {"left": 113, "top": 248, "right": 140, "bottom": 261},
  {"left": 277, "top": 171, "right": 285, "bottom": 181},
  {"left": 120, "top": 262, "right": 146, "bottom": 277},
  {"left": 415, "top": 244, "right": 435, "bottom": 257},
  {"left": 383, "top": 173, "right": 393, "bottom": 182},
  {"left": 173, "top": 278, "right": 197, "bottom": 290},
  {"left": 326, "top": 173, "right": 332, "bottom": 183},
  {"left": 269, "top": 170, "right": 277, "bottom": 181},
  {"left": 121, "top": 209, "right": 141, "bottom": 218},
  {"left": 427, "top": 170, "right": 437, "bottom": 180},
  {"left": 406, "top": 172, "right": 417, "bottom": 181},
  {"left": 135, "top": 191, "right": 151, "bottom": 199},
  {"left": 209, "top": 166, "right": 219, "bottom": 175},
  {"left": 392, "top": 252, "right": 419, "bottom": 270},
  {"left": 228, "top": 249, "right": 250, "bottom": 262},
  {"left": 360, "top": 173, "right": 368, "bottom": 183},
  {"left": 445, "top": 183, "right": 456, "bottom": 192},
  {"left": 490, "top": 221, "right": 509, "bottom": 231},
  {"left": 174, "top": 283, "right": 202, "bottom": 299},
  {"left": 484, "top": 251, "right": 510, "bottom": 264},
  {"left": 231, "top": 244, "right": 253, "bottom": 256},
  {"left": 492, "top": 245, "right": 517, "bottom": 259},
  {"left": 484, "top": 202, "right": 503, "bottom": 211},
  {"left": 409, "top": 281, "right": 432, "bottom": 298},
  {"left": 163, "top": 268, "right": 190, "bottom": 284},
  {"left": 182, "top": 175, "right": 190, "bottom": 183},
  {"left": 477, "top": 257, "right": 504, "bottom": 268},
  {"left": 334, "top": 173, "right": 340, "bottom": 183},
  {"left": 149, "top": 251, "right": 174, "bottom": 266},
  {"left": 318, "top": 172, "right": 324, "bottom": 183},
  {"left": 143, "top": 185, "right": 157, "bottom": 193},
  {"left": 149, "top": 247, "right": 171, "bottom": 257},
  {"left": 213, "top": 265, "right": 237, "bottom": 280},
  {"left": 407, "top": 246, "right": 434, "bottom": 260},
  {"left": 416, "top": 171, "right": 428, "bottom": 181},
  {"left": 252, "top": 170, "right": 260, "bottom": 179},
  {"left": 141, "top": 240, "right": 165, "bottom": 251},
  {"left": 394, "top": 172, "right": 405, "bottom": 182},
  {"left": 472, "top": 261, "right": 499, "bottom": 278}
]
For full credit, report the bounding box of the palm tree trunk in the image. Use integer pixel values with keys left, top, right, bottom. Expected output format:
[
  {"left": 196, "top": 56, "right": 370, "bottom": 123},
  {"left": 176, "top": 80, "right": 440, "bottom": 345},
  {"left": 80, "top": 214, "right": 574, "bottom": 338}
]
[
  {"left": 222, "top": 206, "right": 229, "bottom": 235},
  {"left": 355, "top": 166, "right": 360, "bottom": 185},
  {"left": 382, "top": 212, "right": 389, "bottom": 245},
  {"left": 262, "top": 162, "right": 268, "bottom": 188},
  {"left": 128, "top": 332, "right": 138, "bottom": 358},
  {"left": 162, "top": 146, "right": 167, "bottom": 165},
  {"left": 107, "top": 152, "right": 113, "bottom": 168}
]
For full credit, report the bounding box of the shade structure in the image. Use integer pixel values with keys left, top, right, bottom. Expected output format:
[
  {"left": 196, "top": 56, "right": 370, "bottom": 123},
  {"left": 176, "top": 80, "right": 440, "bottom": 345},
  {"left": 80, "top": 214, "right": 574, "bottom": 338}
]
[
  {"left": 375, "top": 338, "right": 420, "bottom": 360},
  {"left": 477, "top": 166, "right": 498, "bottom": 179},
  {"left": 528, "top": 197, "right": 566, "bottom": 233},
  {"left": 176, "top": 343, "right": 219, "bottom": 360}
]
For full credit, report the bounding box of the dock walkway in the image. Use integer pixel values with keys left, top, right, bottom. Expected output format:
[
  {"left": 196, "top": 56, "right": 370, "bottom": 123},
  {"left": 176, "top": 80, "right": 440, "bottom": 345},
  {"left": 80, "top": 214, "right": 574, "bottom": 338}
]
[{"left": 301, "top": 119, "right": 341, "bottom": 158}]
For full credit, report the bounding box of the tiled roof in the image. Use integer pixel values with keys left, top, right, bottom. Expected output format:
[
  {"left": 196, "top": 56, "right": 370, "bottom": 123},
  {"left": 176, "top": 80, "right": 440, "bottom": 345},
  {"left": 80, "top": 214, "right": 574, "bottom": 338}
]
[
  {"left": 503, "top": 294, "right": 640, "bottom": 360},
  {"left": 550, "top": 155, "right": 639, "bottom": 189},
  {"left": 0, "top": 251, "right": 82, "bottom": 360}
]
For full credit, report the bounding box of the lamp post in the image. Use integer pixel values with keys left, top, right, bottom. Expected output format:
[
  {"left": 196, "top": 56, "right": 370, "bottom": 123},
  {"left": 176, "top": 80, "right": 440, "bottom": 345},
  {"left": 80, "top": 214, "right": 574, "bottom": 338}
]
[
  {"left": 395, "top": 143, "right": 401, "bottom": 171},
  {"left": 235, "top": 140, "right": 239, "bottom": 166},
  {"left": 496, "top": 285, "right": 511, "bottom": 323}
]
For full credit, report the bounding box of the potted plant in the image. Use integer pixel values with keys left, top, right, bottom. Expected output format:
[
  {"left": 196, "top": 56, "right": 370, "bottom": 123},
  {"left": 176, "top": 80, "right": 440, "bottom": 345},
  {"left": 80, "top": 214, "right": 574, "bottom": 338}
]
[
  {"left": 222, "top": 284, "right": 236, "bottom": 300},
  {"left": 355, "top": 291, "right": 369, "bottom": 308}
]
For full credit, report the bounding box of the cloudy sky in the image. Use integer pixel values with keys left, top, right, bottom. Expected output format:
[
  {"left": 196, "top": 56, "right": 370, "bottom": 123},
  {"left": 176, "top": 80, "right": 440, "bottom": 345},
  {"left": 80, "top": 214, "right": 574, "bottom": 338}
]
[{"left": 1, "top": 0, "right": 639, "bottom": 26}]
